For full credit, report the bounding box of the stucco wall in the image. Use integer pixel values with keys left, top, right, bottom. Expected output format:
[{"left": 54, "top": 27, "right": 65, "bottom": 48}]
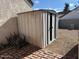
[
  {"left": 0, "top": 0, "right": 32, "bottom": 20},
  {"left": 0, "top": 0, "right": 32, "bottom": 44},
  {"left": 0, "top": 17, "right": 18, "bottom": 44}
]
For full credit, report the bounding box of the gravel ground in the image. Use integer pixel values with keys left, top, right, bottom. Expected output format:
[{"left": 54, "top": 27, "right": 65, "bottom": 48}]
[
  {"left": 61, "top": 45, "right": 78, "bottom": 59},
  {"left": 23, "top": 49, "right": 63, "bottom": 59},
  {"left": 0, "top": 44, "right": 40, "bottom": 59},
  {"left": 0, "top": 29, "right": 78, "bottom": 59},
  {"left": 46, "top": 29, "right": 78, "bottom": 55}
]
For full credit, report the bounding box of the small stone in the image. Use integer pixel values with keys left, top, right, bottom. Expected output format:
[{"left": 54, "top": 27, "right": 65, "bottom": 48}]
[
  {"left": 54, "top": 57, "right": 58, "bottom": 59},
  {"left": 23, "top": 57, "right": 29, "bottom": 59},
  {"left": 56, "top": 55, "right": 63, "bottom": 58}
]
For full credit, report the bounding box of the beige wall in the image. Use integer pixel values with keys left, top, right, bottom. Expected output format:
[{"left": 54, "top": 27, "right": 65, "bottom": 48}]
[
  {"left": 0, "top": 0, "right": 32, "bottom": 21},
  {"left": 0, "top": 17, "right": 18, "bottom": 44},
  {"left": 0, "top": 0, "right": 32, "bottom": 44}
]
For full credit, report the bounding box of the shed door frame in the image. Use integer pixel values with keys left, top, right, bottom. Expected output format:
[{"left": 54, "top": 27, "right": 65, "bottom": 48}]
[
  {"left": 47, "top": 13, "right": 55, "bottom": 44},
  {"left": 42, "top": 13, "right": 56, "bottom": 48}
]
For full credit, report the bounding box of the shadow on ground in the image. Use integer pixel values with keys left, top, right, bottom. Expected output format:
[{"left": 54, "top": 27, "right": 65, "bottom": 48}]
[
  {"left": 61, "top": 44, "right": 78, "bottom": 59},
  {"left": 0, "top": 43, "right": 40, "bottom": 59}
]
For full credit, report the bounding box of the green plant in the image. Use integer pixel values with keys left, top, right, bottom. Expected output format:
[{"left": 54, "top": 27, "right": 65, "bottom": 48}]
[
  {"left": 6, "top": 32, "right": 27, "bottom": 49},
  {"left": 0, "top": 43, "right": 8, "bottom": 51},
  {"left": 63, "top": 3, "right": 70, "bottom": 14},
  {"left": 0, "top": 44, "right": 4, "bottom": 50},
  {"left": 16, "top": 35, "right": 26, "bottom": 48},
  {"left": 6, "top": 33, "right": 17, "bottom": 47}
]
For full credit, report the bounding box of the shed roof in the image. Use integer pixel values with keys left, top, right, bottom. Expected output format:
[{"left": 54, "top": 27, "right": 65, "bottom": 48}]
[
  {"left": 60, "top": 6, "right": 79, "bottom": 20},
  {"left": 18, "top": 9, "right": 56, "bottom": 15},
  {"left": 39, "top": 9, "right": 56, "bottom": 14}
]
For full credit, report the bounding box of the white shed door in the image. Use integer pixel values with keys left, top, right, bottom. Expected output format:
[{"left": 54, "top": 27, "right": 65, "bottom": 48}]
[{"left": 48, "top": 13, "right": 55, "bottom": 44}]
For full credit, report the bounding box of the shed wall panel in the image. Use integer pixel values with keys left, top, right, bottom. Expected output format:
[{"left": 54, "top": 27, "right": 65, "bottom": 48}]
[
  {"left": 42, "top": 13, "right": 48, "bottom": 48},
  {"left": 18, "top": 12, "right": 43, "bottom": 47}
]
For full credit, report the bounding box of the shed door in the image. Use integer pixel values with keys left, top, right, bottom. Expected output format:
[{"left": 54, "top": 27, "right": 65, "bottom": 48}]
[{"left": 48, "top": 13, "right": 54, "bottom": 44}]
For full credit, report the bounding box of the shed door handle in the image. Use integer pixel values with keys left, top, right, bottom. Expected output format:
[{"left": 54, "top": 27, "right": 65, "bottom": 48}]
[{"left": 48, "top": 27, "right": 53, "bottom": 31}]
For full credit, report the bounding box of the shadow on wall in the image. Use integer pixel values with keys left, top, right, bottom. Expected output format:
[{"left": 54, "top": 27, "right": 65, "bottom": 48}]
[
  {"left": 61, "top": 44, "right": 78, "bottom": 59},
  {"left": 0, "top": 17, "right": 18, "bottom": 44}
]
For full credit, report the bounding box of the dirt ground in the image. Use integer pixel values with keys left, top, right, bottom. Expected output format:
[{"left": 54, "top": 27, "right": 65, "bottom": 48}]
[
  {"left": 61, "top": 45, "right": 78, "bottom": 59},
  {"left": 0, "top": 29, "right": 78, "bottom": 59},
  {"left": 46, "top": 29, "right": 78, "bottom": 56}
]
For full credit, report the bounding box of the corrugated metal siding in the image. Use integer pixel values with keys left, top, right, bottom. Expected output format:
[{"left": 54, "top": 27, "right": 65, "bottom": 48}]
[
  {"left": 42, "top": 13, "right": 48, "bottom": 48},
  {"left": 18, "top": 11, "right": 43, "bottom": 47},
  {"left": 18, "top": 11, "right": 57, "bottom": 48}
]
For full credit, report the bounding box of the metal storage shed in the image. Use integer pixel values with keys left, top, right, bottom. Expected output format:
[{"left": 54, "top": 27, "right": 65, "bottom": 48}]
[{"left": 18, "top": 10, "right": 57, "bottom": 48}]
